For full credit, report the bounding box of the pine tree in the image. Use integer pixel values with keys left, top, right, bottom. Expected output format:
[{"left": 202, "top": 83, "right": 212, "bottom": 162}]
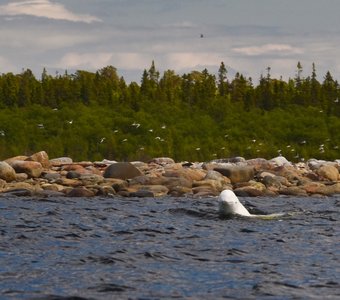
[{"left": 218, "top": 62, "right": 228, "bottom": 96}]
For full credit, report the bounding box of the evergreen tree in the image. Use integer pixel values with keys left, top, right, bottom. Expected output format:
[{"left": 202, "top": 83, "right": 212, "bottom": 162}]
[{"left": 217, "top": 62, "right": 229, "bottom": 96}]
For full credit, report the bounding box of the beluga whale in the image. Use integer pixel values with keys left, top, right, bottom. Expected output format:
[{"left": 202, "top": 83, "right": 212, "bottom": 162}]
[{"left": 218, "top": 189, "right": 286, "bottom": 219}]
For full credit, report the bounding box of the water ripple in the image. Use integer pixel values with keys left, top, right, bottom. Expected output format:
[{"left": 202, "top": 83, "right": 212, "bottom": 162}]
[{"left": 0, "top": 195, "right": 339, "bottom": 299}]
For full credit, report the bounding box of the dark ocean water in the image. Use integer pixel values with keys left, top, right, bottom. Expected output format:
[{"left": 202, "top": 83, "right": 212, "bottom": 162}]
[{"left": 0, "top": 193, "right": 339, "bottom": 300}]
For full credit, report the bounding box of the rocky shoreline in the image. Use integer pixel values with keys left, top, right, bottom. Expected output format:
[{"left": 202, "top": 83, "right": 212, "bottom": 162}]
[{"left": 0, "top": 151, "right": 340, "bottom": 198}]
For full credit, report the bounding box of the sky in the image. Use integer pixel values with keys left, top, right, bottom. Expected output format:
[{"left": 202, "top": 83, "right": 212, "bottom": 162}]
[{"left": 1, "top": 0, "right": 340, "bottom": 83}]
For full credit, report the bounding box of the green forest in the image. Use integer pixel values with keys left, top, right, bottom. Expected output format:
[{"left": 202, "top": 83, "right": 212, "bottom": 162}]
[{"left": 0, "top": 61, "right": 339, "bottom": 162}]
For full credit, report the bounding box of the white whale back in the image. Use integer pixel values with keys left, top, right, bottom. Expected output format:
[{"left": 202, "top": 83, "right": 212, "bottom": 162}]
[{"left": 218, "top": 189, "right": 251, "bottom": 217}]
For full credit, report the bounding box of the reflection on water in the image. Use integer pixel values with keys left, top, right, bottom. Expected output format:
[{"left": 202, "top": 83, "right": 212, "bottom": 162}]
[{"left": 0, "top": 194, "right": 339, "bottom": 299}]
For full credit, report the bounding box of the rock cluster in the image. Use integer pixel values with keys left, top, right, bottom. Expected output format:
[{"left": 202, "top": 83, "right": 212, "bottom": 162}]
[{"left": 0, "top": 151, "right": 339, "bottom": 198}]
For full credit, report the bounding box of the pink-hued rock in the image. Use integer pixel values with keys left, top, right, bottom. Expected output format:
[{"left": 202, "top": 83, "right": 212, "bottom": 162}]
[
  {"left": 214, "top": 166, "right": 255, "bottom": 184},
  {"left": 62, "top": 164, "right": 89, "bottom": 174},
  {"left": 4, "top": 156, "right": 29, "bottom": 164},
  {"left": 302, "top": 182, "right": 333, "bottom": 195},
  {"left": 279, "top": 186, "right": 308, "bottom": 197},
  {"left": 27, "top": 151, "right": 50, "bottom": 168},
  {"left": 9, "top": 160, "right": 43, "bottom": 178},
  {"left": 163, "top": 167, "right": 206, "bottom": 181},
  {"left": 316, "top": 165, "right": 339, "bottom": 181}
]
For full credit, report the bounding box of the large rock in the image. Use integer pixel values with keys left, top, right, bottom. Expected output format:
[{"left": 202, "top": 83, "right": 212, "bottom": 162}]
[
  {"left": 9, "top": 160, "right": 43, "bottom": 178},
  {"left": 149, "top": 157, "right": 175, "bottom": 165},
  {"left": 316, "top": 165, "right": 339, "bottom": 182},
  {"left": 270, "top": 156, "right": 292, "bottom": 167},
  {"left": 80, "top": 174, "right": 104, "bottom": 185},
  {"left": 42, "top": 172, "right": 62, "bottom": 182},
  {"left": 302, "top": 182, "right": 333, "bottom": 195},
  {"left": 49, "top": 157, "right": 73, "bottom": 166},
  {"left": 67, "top": 187, "right": 95, "bottom": 197},
  {"left": 0, "top": 161, "right": 16, "bottom": 182},
  {"left": 135, "top": 185, "right": 169, "bottom": 197},
  {"left": 62, "top": 164, "right": 90, "bottom": 174},
  {"left": 160, "top": 176, "right": 193, "bottom": 189},
  {"left": 163, "top": 167, "right": 206, "bottom": 181},
  {"left": 279, "top": 186, "right": 308, "bottom": 197},
  {"left": 103, "top": 162, "right": 142, "bottom": 180},
  {"left": 192, "top": 186, "right": 220, "bottom": 197},
  {"left": 27, "top": 151, "right": 50, "bottom": 168},
  {"left": 193, "top": 179, "right": 230, "bottom": 192},
  {"left": 0, "top": 178, "right": 7, "bottom": 189},
  {"left": 234, "top": 181, "right": 266, "bottom": 197},
  {"left": 273, "top": 165, "right": 302, "bottom": 182},
  {"left": 214, "top": 166, "right": 254, "bottom": 184},
  {"left": 4, "top": 156, "right": 28, "bottom": 165},
  {"left": 246, "top": 158, "right": 273, "bottom": 171},
  {"left": 168, "top": 186, "right": 192, "bottom": 196}
]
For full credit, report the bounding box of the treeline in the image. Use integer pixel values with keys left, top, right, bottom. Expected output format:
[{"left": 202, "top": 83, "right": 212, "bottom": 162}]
[{"left": 0, "top": 62, "right": 339, "bottom": 162}]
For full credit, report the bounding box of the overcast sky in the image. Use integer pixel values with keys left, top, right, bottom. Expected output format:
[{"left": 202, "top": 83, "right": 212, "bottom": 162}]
[{"left": 1, "top": 0, "right": 340, "bottom": 83}]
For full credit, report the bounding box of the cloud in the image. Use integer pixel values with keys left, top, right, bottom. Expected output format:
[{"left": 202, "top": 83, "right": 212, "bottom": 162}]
[
  {"left": 164, "top": 52, "right": 225, "bottom": 70},
  {"left": 59, "top": 52, "right": 113, "bottom": 69},
  {"left": 0, "top": 55, "right": 15, "bottom": 72},
  {"left": 56, "top": 51, "right": 228, "bottom": 76},
  {"left": 0, "top": 0, "right": 101, "bottom": 23},
  {"left": 232, "top": 44, "right": 303, "bottom": 56}
]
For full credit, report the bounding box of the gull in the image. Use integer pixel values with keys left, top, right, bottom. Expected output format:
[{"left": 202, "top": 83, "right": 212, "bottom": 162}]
[
  {"left": 100, "top": 137, "right": 106, "bottom": 143},
  {"left": 155, "top": 136, "right": 161, "bottom": 140},
  {"left": 37, "top": 124, "right": 44, "bottom": 129},
  {"left": 0, "top": 130, "right": 5, "bottom": 136},
  {"left": 67, "top": 120, "right": 73, "bottom": 124},
  {"left": 122, "top": 138, "right": 128, "bottom": 142},
  {"left": 114, "top": 129, "right": 119, "bottom": 133},
  {"left": 161, "top": 125, "right": 166, "bottom": 129},
  {"left": 196, "top": 147, "right": 201, "bottom": 151},
  {"left": 335, "top": 98, "right": 339, "bottom": 103},
  {"left": 132, "top": 122, "right": 140, "bottom": 128},
  {"left": 149, "top": 129, "right": 153, "bottom": 132}
]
